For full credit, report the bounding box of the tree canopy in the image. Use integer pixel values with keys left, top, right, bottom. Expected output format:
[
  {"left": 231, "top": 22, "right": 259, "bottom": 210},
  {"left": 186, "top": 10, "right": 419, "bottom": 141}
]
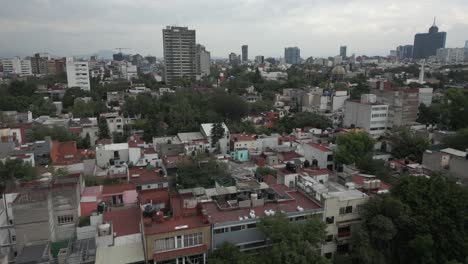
[
  {"left": 176, "top": 157, "right": 230, "bottom": 189},
  {"left": 335, "top": 131, "right": 375, "bottom": 166},
  {"left": 273, "top": 112, "right": 331, "bottom": 134},
  {"left": 389, "top": 128, "right": 430, "bottom": 163},
  {"left": 351, "top": 175, "right": 468, "bottom": 264}
]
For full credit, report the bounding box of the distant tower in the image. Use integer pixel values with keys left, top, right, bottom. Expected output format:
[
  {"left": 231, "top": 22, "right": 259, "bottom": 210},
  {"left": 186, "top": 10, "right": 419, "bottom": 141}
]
[
  {"left": 162, "top": 26, "right": 196, "bottom": 85},
  {"left": 241, "top": 45, "right": 248, "bottom": 62},
  {"left": 413, "top": 18, "right": 447, "bottom": 59},
  {"left": 418, "top": 61, "right": 425, "bottom": 84},
  {"left": 340, "top": 46, "right": 347, "bottom": 58}
]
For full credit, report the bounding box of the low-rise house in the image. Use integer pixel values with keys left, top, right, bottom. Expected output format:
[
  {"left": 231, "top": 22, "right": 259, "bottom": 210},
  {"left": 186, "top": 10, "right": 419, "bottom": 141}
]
[
  {"left": 200, "top": 123, "right": 230, "bottom": 147},
  {"left": 297, "top": 142, "right": 334, "bottom": 170},
  {"left": 143, "top": 193, "right": 211, "bottom": 263},
  {"left": 201, "top": 183, "right": 323, "bottom": 252},
  {"left": 230, "top": 134, "right": 257, "bottom": 151},
  {"left": 297, "top": 175, "right": 369, "bottom": 259},
  {"left": 102, "top": 183, "right": 137, "bottom": 207},
  {"left": 50, "top": 141, "right": 83, "bottom": 173}
]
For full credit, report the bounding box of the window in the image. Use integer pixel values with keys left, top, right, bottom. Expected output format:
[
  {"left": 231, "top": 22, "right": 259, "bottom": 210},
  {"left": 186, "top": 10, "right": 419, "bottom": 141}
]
[
  {"left": 326, "top": 216, "right": 334, "bottom": 224},
  {"left": 184, "top": 232, "right": 202, "bottom": 247},
  {"left": 294, "top": 216, "right": 306, "bottom": 221},
  {"left": 246, "top": 223, "right": 257, "bottom": 229},
  {"left": 325, "top": 235, "right": 333, "bottom": 242},
  {"left": 324, "top": 252, "right": 333, "bottom": 259},
  {"left": 339, "top": 206, "right": 353, "bottom": 214},
  {"left": 176, "top": 236, "right": 182, "bottom": 249},
  {"left": 57, "top": 215, "right": 74, "bottom": 225},
  {"left": 155, "top": 237, "right": 175, "bottom": 252},
  {"left": 230, "top": 225, "right": 245, "bottom": 232},
  {"left": 214, "top": 228, "right": 229, "bottom": 234}
]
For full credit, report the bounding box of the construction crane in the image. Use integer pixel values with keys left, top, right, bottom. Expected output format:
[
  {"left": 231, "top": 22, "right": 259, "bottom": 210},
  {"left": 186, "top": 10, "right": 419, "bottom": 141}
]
[{"left": 114, "top": 48, "right": 131, "bottom": 53}]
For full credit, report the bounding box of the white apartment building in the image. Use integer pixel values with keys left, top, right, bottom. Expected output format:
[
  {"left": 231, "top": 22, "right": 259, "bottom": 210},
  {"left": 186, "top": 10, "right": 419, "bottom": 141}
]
[
  {"left": 119, "top": 62, "right": 138, "bottom": 81},
  {"left": 1, "top": 57, "right": 32, "bottom": 75},
  {"left": 196, "top": 44, "right": 211, "bottom": 78},
  {"left": 343, "top": 94, "right": 389, "bottom": 138},
  {"left": 436, "top": 48, "right": 466, "bottom": 63},
  {"left": 66, "top": 57, "right": 90, "bottom": 91},
  {"left": 297, "top": 175, "right": 369, "bottom": 259}
]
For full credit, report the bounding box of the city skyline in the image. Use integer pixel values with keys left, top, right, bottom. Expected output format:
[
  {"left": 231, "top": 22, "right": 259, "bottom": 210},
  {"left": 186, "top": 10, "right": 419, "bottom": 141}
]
[{"left": 1, "top": 0, "right": 468, "bottom": 59}]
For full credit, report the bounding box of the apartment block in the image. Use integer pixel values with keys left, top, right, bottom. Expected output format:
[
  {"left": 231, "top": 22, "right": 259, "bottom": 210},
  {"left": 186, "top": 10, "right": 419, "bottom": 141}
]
[
  {"left": 343, "top": 94, "right": 389, "bottom": 138},
  {"left": 66, "top": 57, "right": 90, "bottom": 91}
]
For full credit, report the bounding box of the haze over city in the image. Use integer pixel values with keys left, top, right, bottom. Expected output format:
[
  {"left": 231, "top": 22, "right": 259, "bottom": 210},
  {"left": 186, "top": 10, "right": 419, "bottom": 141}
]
[{"left": 1, "top": 0, "right": 468, "bottom": 58}]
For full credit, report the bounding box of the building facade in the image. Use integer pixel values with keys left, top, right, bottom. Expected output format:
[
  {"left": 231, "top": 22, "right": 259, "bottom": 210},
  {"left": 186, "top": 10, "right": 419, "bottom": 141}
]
[
  {"left": 162, "top": 26, "right": 197, "bottom": 85},
  {"left": 1, "top": 57, "right": 32, "bottom": 75},
  {"left": 413, "top": 21, "right": 446, "bottom": 60},
  {"left": 241, "top": 45, "right": 248, "bottom": 63},
  {"left": 66, "top": 57, "right": 90, "bottom": 91},
  {"left": 436, "top": 48, "right": 466, "bottom": 63},
  {"left": 30, "top": 53, "right": 50, "bottom": 75},
  {"left": 396, "top": 45, "right": 413, "bottom": 60},
  {"left": 284, "top": 47, "right": 300, "bottom": 64},
  {"left": 196, "top": 44, "right": 211, "bottom": 78},
  {"left": 339, "top": 46, "right": 347, "bottom": 58},
  {"left": 343, "top": 94, "right": 389, "bottom": 138}
]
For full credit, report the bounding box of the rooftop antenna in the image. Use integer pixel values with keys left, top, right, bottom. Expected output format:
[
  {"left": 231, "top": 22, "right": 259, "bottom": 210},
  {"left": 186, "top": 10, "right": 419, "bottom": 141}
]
[{"left": 433, "top": 16, "right": 436, "bottom": 26}]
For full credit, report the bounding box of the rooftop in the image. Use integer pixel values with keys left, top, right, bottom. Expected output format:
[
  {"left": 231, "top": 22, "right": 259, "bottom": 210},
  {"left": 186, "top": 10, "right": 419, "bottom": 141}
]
[
  {"left": 440, "top": 148, "right": 467, "bottom": 158},
  {"left": 16, "top": 242, "right": 50, "bottom": 264},
  {"left": 230, "top": 133, "right": 258, "bottom": 142},
  {"left": 201, "top": 184, "right": 322, "bottom": 224},
  {"left": 306, "top": 142, "right": 331, "bottom": 152},
  {"left": 95, "top": 242, "right": 144, "bottom": 264},
  {"left": 102, "top": 183, "right": 135, "bottom": 196},
  {"left": 103, "top": 207, "right": 141, "bottom": 237},
  {"left": 177, "top": 132, "right": 205, "bottom": 142}
]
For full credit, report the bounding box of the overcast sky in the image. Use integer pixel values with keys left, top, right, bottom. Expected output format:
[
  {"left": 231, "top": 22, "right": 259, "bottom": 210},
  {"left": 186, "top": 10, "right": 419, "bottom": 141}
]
[{"left": 1, "top": 0, "right": 468, "bottom": 59}]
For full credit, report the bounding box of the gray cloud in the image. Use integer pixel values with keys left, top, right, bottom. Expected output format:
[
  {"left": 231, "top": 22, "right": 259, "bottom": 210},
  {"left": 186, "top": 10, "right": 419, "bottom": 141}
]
[{"left": 0, "top": 0, "right": 467, "bottom": 58}]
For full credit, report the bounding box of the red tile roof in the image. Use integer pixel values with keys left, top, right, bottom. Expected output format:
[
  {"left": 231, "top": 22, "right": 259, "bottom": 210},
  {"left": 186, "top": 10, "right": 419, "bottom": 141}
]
[
  {"left": 138, "top": 188, "right": 170, "bottom": 205},
  {"left": 103, "top": 207, "right": 141, "bottom": 236},
  {"left": 128, "top": 167, "right": 167, "bottom": 184},
  {"left": 279, "top": 151, "right": 303, "bottom": 161},
  {"left": 68, "top": 127, "right": 83, "bottom": 133},
  {"left": 230, "top": 134, "right": 257, "bottom": 142},
  {"left": 102, "top": 183, "right": 135, "bottom": 196},
  {"left": 153, "top": 245, "right": 208, "bottom": 261},
  {"left": 51, "top": 141, "right": 81, "bottom": 166}
]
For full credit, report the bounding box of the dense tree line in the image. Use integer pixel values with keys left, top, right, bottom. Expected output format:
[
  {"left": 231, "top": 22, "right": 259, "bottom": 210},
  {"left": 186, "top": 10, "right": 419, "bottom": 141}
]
[
  {"left": 348, "top": 175, "right": 468, "bottom": 264},
  {"left": 0, "top": 159, "right": 38, "bottom": 190}
]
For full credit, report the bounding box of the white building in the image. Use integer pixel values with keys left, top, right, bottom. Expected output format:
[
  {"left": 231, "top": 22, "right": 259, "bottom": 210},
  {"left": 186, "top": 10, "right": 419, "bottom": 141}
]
[
  {"left": 297, "top": 142, "right": 334, "bottom": 170},
  {"left": 1, "top": 57, "right": 32, "bottom": 75},
  {"left": 418, "top": 87, "right": 433, "bottom": 106},
  {"left": 200, "top": 123, "right": 229, "bottom": 148},
  {"left": 196, "top": 44, "right": 211, "bottom": 78},
  {"left": 66, "top": 57, "right": 90, "bottom": 91},
  {"left": 343, "top": 94, "right": 389, "bottom": 138},
  {"left": 436, "top": 48, "right": 466, "bottom": 63},
  {"left": 297, "top": 176, "right": 369, "bottom": 258},
  {"left": 119, "top": 62, "right": 138, "bottom": 81}
]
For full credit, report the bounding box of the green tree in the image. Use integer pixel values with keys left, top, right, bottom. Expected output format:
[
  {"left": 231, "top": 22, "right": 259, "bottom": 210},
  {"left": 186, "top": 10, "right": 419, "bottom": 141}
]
[
  {"left": 98, "top": 117, "right": 110, "bottom": 139},
  {"left": 273, "top": 112, "right": 331, "bottom": 134},
  {"left": 77, "top": 133, "right": 91, "bottom": 149},
  {"left": 351, "top": 175, "right": 468, "bottom": 264},
  {"left": 389, "top": 128, "right": 430, "bottom": 162},
  {"left": 258, "top": 213, "right": 329, "bottom": 264},
  {"left": 211, "top": 122, "right": 225, "bottom": 148},
  {"left": 32, "top": 126, "right": 77, "bottom": 142},
  {"left": 176, "top": 157, "right": 229, "bottom": 189},
  {"left": 443, "top": 128, "right": 468, "bottom": 151},
  {"left": 0, "top": 159, "right": 38, "bottom": 190},
  {"left": 335, "top": 132, "right": 375, "bottom": 165}
]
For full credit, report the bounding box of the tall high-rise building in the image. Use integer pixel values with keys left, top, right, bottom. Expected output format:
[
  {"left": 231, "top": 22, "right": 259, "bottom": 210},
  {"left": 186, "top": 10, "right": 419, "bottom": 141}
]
[
  {"left": 284, "top": 47, "right": 300, "bottom": 64},
  {"left": 229, "top": 52, "right": 239, "bottom": 65},
  {"left": 436, "top": 48, "right": 466, "bottom": 63},
  {"left": 196, "top": 44, "right": 211, "bottom": 77},
  {"left": 340, "top": 46, "right": 347, "bottom": 58},
  {"left": 66, "top": 57, "right": 90, "bottom": 91},
  {"left": 46, "top": 58, "right": 65, "bottom": 75},
  {"left": 241, "top": 45, "right": 248, "bottom": 62},
  {"left": 162, "top": 26, "right": 196, "bottom": 85},
  {"left": 413, "top": 19, "right": 447, "bottom": 59},
  {"left": 396, "top": 45, "right": 413, "bottom": 59},
  {"left": 31, "top": 53, "right": 50, "bottom": 74}
]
